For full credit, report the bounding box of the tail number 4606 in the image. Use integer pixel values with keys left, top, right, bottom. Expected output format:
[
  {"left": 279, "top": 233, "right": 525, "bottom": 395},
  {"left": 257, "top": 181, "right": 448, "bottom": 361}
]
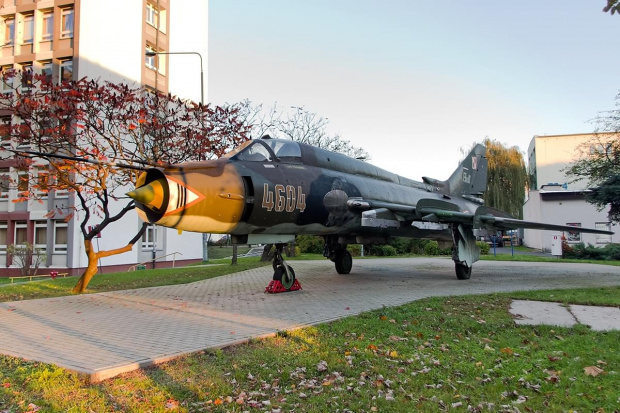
[{"left": 262, "top": 184, "right": 306, "bottom": 213}]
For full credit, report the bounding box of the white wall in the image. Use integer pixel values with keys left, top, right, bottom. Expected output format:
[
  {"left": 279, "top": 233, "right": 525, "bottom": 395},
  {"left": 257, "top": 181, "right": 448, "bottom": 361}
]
[
  {"left": 524, "top": 190, "right": 619, "bottom": 251},
  {"left": 67, "top": 0, "right": 207, "bottom": 270},
  {"left": 529, "top": 134, "right": 593, "bottom": 191},
  {"left": 77, "top": 0, "right": 143, "bottom": 84}
]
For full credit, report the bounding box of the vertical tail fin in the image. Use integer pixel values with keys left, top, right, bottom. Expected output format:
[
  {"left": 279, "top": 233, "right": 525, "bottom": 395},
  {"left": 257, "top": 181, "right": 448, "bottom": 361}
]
[{"left": 445, "top": 144, "right": 487, "bottom": 199}]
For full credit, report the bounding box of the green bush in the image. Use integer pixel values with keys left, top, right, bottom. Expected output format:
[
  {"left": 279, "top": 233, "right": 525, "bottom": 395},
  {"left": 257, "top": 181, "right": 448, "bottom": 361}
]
[
  {"left": 296, "top": 235, "right": 324, "bottom": 254},
  {"left": 562, "top": 242, "right": 620, "bottom": 261},
  {"left": 348, "top": 244, "right": 362, "bottom": 257},
  {"left": 439, "top": 247, "right": 453, "bottom": 256},
  {"left": 381, "top": 245, "right": 398, "bottom": 256},
  {"left": 409, "top": 239, "right": 430, "bottom": 255},
  {"left": 390, "top": 238, "right": 412, "bottom": 255},
  {"left": 423, "top": 240, "right": 439, "bottom": 256},
  {"left": 368, "top": 245, "right": 398, "bottom": 256},
  {"left": 603, "top": 243, "right": 620, "bottom": 260},
  {"left": 477, "top": 241, "right": 490, "bottom": 255}
]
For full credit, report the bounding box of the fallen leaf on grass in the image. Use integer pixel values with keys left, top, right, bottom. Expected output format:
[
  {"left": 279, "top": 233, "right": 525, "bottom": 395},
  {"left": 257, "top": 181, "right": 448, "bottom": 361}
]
[
  {"left": 583, "top": 366, "right": 604, "bottom": 377},
  {"left": 24, "top": 403, "right": 40, "bottom": 413},
  {"left": 500, "top": 347, "right": 514, "bottom": 355},
  {"left": 389, "top": 335, "right": 408, "bottom": 341}
]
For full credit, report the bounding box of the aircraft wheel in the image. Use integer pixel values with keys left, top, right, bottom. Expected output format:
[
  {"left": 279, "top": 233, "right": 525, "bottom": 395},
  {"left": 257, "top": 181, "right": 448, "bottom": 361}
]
[
  {"left": 273, "top": 265, "right": 296, "bottom": 289},
  {"left": 335, "top": 250, "right": 352, "bottom": 274},
  {"left": 455, "top": 263, "right": 472, "bottom": 280}
]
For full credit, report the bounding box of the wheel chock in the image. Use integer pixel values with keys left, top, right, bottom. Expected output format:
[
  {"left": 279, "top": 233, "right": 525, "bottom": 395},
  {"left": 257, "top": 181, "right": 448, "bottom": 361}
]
[{"left": 265, "top": 279, "right": 303, "bottom": 293}]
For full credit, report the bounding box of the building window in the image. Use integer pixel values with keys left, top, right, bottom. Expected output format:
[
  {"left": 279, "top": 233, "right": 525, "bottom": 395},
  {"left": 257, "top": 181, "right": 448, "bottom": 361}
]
[
  {"left": 565, "top": 223, "right": 581, "bottom": 243},
  {"left": 41, "top": 60, "right": 52, "bottom": 84},
  {"left": 0, "top": 221, "right": 6, "bottom": 252},
  {"left": 146, "top": 3, "right": 159, "bottom": 28},
  {"left": 142, "top": 224, "right": 157, "bottom": 249},
  {"left": 20, "top": 63, "right": 32, "bottom": 88},
  {"left": 53, "top": 165, "right": 71, "bottom": 198},
  {"left": 15, "top": 170, "right": 27, "bottom": 196},
  {"left": 3, "top": 16, "right": 14, "bottom": 45},
  {"left": 34, "top": 166, "right": 49, "bottom": 197},
  {"left": 41, "top": 10, "right": 53, "bottom": 41},
  {"left": 0, "top": 116, "right": 11, "bottom": 148},
  {"left": 53, "top": 222, "right": 67, "bottom": 253},
  {"left": 0, "top": 168, "right": 9, "bottom": 198},
  {"left": 60, "top": 7, "right": 74, "bottom": 38},
  {"left": 14, "top": 221, "right": 27, "bottom": 245},
  {"left": 1, "top": 65, "right": 13, "bottom": 93},
  {"left": 22, "top": 14, "right": 33, "bottom": 44},
  {"left": 145, "top": 46, "right": 156, "bottom": 70},
  {"left": 595, "top": 222, "right": 612, "bottom": 244},
  {"left": 34, "top": 221, "right": 46, "bottom": 252},
  {"left": 59, "top": 59, "right": 72, "bottom": 83}
]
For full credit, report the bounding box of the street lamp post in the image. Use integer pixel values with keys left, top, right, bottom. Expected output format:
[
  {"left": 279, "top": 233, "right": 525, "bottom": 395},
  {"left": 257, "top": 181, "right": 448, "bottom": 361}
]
[{"left": 145, "top": 50, "right": 208, "bottom": 262}]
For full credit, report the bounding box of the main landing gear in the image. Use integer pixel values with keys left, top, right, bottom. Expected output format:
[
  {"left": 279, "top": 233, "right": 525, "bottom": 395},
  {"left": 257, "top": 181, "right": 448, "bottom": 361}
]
[
  {"left": 451, "top": 224, "right": 479, "bottom": 280},
  {"left": 265, "top": 243, "right": 302, "bottom": 293},
  {"left": 324, "top": 236, "right": 352, "bottom": 274}
]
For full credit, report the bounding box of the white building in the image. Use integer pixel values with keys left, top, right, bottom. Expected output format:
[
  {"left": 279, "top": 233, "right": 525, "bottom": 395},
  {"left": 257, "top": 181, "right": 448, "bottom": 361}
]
[
  {"left": 0, "top": 0, "right": 208, "bottom": 276},
  {"left": 524, "top": 133, "right": 619, "bottom": 251}
]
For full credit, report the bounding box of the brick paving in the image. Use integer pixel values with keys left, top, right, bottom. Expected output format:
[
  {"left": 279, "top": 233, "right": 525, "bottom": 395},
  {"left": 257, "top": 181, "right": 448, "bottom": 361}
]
[{"left": 1, "top": 258, "right": 619, "bottom": 382}]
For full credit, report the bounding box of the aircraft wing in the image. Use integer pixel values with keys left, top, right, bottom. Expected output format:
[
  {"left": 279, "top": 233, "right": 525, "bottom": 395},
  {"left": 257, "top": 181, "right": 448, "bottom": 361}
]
[
  {"left": 349, "top": 197, "right": 613, "bottom": 235},
  {"left": 417, "top": 203, "right": 614, "bottom": 235},
  {"left": 476, "top": 215, "right": 613, "bottom": 235}
]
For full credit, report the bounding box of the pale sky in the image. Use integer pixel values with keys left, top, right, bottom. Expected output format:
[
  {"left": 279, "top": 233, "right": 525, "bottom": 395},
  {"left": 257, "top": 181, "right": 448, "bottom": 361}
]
[{"left": 208, "top": 1, "right": 620, "bottom": 182}]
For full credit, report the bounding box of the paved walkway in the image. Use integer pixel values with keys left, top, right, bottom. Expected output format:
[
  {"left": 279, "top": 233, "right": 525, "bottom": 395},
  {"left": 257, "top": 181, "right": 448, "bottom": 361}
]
[{"left": 1, "top": 258, "right": 619, "bottom": 382}]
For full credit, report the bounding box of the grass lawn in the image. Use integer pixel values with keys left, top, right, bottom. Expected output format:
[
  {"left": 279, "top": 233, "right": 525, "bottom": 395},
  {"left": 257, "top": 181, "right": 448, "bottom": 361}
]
[
  {"left": 1, "top": 255, "right": 619, "bottom": 411},
  {"left": 0, "top": 257, "right": 269, "bottom": 302},
  {"left": 0, "top": 287, "right": 618, "bottom": 412}
]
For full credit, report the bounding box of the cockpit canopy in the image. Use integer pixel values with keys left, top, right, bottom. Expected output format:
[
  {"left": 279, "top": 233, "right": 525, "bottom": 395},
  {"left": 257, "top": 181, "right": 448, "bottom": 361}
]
[{"left": 227, "top": 138, "right": 301, "bottom": 162}]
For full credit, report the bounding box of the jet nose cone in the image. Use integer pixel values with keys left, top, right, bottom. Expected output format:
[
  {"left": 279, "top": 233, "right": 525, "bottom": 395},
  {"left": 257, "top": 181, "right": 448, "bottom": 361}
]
[{"left": 127, "top": 179, "right": 166, "bottom": 211}]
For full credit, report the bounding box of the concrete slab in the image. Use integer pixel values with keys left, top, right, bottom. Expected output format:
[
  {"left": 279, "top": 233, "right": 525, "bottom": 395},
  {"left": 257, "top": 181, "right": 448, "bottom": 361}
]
[
  {"left": 1, "top": 258, "right": 620, "bottom": 382},
  {"left": 510, "top": 300, "right": 577, "bottom": 328},
  {"left": 570, "top": 304, "right": 620, "bottom": 331}
]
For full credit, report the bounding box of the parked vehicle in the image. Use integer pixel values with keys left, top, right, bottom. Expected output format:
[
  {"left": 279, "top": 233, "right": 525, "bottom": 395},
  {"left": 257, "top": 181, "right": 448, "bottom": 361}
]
[{"left": 485, "top": 234, "right": 504, "bottom": 248}]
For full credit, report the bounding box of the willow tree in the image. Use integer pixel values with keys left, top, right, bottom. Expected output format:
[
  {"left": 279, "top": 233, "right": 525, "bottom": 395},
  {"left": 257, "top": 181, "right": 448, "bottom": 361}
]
[
  {"left": 0, "top": 72, "right": 250, "bottom": 292},
  {"left": 483, "top": 138, "right": 527, "bottom": 219}
]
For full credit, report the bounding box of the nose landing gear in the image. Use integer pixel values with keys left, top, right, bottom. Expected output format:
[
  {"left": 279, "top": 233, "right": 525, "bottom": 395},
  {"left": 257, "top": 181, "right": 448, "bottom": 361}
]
[{"left": 265, "top": 243, "right": 302, "bottom": 293}]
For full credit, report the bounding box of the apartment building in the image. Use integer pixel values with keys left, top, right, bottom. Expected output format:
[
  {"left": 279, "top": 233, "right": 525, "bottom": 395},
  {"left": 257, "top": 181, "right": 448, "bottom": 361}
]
[
  {"left": 0, "top": 0, "right": 208, "bottom": 275},
  {"left": 524, "top": 133, "right": 619, "bottom": 251}
]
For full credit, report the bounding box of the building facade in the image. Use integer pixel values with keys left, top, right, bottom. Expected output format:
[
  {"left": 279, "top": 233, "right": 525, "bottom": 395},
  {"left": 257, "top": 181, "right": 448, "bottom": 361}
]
[
  {"left": 0, "top": 0, "right": 208, "bottom": 275},
  {"left": 524, "top": 133, "right": 619, "bottom": 251}
]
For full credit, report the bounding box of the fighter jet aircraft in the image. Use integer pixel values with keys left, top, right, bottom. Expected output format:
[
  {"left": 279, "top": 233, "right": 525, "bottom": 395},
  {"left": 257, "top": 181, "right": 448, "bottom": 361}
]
[{"left": 126, "top": 136, "right": 612, "bottom": 288}]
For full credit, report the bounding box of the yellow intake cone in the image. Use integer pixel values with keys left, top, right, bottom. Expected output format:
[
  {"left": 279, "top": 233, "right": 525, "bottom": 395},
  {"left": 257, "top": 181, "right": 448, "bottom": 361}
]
[{"left": 127, "top": 179, "right": 166, "bottom": 211}]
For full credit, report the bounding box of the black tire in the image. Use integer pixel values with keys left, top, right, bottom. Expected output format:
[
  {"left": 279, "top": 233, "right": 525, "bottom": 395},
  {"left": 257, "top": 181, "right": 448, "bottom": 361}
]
[
  {"left": 273, "top": 265, "right": 296, "bottom": 289},
  {"left": 455, "top": 263, "right": 472, "bottom": 280},
  {"left": 335, "top": 250, "right": 353, "bottom": 274}
]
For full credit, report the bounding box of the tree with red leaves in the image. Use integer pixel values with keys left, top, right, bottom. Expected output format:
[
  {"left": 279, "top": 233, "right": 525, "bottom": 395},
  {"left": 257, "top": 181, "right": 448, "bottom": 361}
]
[{"left": 0, "top": 71, "right": 250, "bottom": 292}]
